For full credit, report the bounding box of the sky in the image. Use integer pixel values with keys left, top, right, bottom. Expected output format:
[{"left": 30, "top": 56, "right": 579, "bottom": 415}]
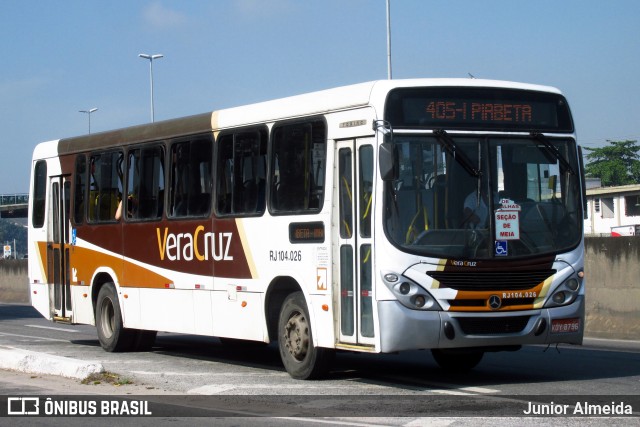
[{"left": 1, "top": 0, "right": 639, "bottom": 194}]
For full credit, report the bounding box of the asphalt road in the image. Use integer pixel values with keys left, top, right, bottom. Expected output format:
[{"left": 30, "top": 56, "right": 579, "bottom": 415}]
[{"left": 1, "top": 303, "right": 639, "bottom": 426}]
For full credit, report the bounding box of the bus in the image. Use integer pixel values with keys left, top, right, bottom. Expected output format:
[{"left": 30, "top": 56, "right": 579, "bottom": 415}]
[{"left": 28, "top": 78, "right": 585, "bottom": 379}]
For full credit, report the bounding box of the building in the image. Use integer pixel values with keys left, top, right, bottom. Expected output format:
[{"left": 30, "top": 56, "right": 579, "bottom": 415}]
[{"left": 584, "top": 182, "right": 640, "bottom": 236}]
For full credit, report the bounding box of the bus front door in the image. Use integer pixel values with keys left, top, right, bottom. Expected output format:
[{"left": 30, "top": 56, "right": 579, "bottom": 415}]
[
  {"left": 47, "top": 176, "right": 72, "bottom": 321},
  {"left": 334, "top": 139, "right": 375, "bottom": 347}
]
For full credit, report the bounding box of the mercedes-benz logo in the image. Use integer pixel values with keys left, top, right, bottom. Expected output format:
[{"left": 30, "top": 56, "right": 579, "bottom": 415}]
[{"left": 489, "top": 295, "right": 502, "bottom": 310}]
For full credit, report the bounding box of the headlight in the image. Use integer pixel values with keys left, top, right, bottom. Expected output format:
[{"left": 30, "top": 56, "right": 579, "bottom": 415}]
[
  {"left": 566, "top": 278, "right": 579, "bottom": 291},
  {"left": 544, "top": 273, "right": 583, "bottom": 308},
  {"left": 552, "top": 291, "right": 566, "bottom": 304},
  {"left": 381, "top": 271, "right": 441, "bottom": 311},
  {"left": 399, "top": 282, "right": 411, "bottom": 295}
]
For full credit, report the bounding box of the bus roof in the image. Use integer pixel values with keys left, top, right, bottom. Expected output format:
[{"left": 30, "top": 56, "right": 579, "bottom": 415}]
[{"left": 47, "top": 78, "right": 563, "bottom": 155}]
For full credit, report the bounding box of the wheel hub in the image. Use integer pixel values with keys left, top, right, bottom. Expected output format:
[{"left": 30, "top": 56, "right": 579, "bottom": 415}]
[{"left": 283, "top": 312, "right": 309, "bottom": 361}]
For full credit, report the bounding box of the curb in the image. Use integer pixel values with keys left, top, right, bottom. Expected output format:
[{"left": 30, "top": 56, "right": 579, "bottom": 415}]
[
  {"left": 0, "top": 346, "right": 104, "bottom": 380},
  {"left": 582, "top": 337, "right": 640, "bottom": 351}
]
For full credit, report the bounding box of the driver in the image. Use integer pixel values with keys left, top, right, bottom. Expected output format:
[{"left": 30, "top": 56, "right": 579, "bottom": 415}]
[{"left": 463, "top": 190, "right": 490, "bottom": 228}]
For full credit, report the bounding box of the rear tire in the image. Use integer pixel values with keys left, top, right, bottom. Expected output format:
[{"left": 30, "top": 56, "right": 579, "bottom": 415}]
[
  {"left": 431, "top": 349, "right": 484, "bottom": 371},
  {"left": 278, "top": 291, "right": 333, "bottom": 379},
  {"left": 95, "top": 283, "right": 135, "bottom": 352}
]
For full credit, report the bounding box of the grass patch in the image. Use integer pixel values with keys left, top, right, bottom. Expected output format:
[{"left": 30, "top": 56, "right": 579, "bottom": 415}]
[{"left": 81, "top": 371, "right": 133, "bottom": 386}]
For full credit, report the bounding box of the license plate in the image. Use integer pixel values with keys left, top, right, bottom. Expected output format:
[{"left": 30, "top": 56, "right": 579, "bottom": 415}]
[{"left": 551, "top": 318, "right": 580, "bottom": 334}]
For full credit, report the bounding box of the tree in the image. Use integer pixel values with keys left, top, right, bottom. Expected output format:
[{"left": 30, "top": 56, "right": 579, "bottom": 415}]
[
  {"left": 584, "top": 140, "right": 640, "bottom": 187},
  {"left": 0, "top": 219, "right": 27, "bottom": 258}
]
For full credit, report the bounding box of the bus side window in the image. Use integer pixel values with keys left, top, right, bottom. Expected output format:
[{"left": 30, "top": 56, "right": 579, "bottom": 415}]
[
  {"left": 74, "top": 155, "right": 86, "bottom": 224},
  {"left": 126, "top": 145, "right": 164, "bottom": 220},
  {"left": 31, "top": 160, "right": 47, "bottom": 229},
  {"left": 270, "top": 119, "right": 326, "bottom": 214},
  {"left": 215, "top": 128, "right": 267, "bottom": 217},
  {"left": 216, "top": 135, "right": 233, "bottom": 215},
  {"left": 88, "top": 151, "right": 123, "bottom": 223},
  {"left": 169, "top": 137, "right": 212, "bottom": 218}
]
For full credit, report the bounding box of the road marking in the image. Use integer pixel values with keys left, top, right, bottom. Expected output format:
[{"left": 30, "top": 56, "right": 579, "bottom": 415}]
[
  {"left": 459, "top": 386, "right": 499, "bottom": 394},
  {"left": 26, "top": 324, "right": 82, "bottom": 333},
  {"left": 185, "top": 381, "right": 497, "bottom": 396},
  {"left": 373, "top": 374, "right": 501, "bottom": 395},
  {"left": 188, "top": 384, "right": 236, "bottom": 394},
  {"left": 276, "top": 417, "right": 379, "bottom": 427},
  {"left": 133, "top": 371, "right": 215, "bottom": 376},
  {"left": 430, "top": 386, "right": 499, "bottom": 395},
  {"left": 0, "top": 331, "right": 69, "bottom": 342},
  {"left": 432, "top": 390, "right": 475, "bottom": 395}
]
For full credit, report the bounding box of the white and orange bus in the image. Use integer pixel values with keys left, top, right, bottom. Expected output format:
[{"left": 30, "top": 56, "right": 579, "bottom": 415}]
[{"left": 28, "top": 79, "right": 586, "bottom": 379}]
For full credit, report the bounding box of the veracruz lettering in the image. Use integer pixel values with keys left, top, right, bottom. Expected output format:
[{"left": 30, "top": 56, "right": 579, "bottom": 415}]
[{"left": 156, "top": 226, "right": 234, "bottom": 261}]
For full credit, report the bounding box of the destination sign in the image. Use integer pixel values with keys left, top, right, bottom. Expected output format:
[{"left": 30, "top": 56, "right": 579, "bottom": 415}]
[
  {"left": 289, "top": 221, "right": 325, "bottom": 243},
  {"left": 424, "top": 100, "right": 533, "bottom": 123},
  {"left": 385, "top": 87, "right": 573, "bottom": 132}
]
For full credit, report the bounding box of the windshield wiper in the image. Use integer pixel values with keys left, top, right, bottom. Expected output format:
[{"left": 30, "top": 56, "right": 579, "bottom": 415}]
[
  {"left": 433, "top": 129, "right": 481, "bottom": 177},
  {"left": 531, "top": 132, "right": 575, "bottom": 176}
]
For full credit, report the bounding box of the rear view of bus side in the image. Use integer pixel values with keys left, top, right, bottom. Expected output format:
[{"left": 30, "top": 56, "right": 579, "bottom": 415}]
[{"left": 28, "top": 79, "right": 585, "bottom": 379}]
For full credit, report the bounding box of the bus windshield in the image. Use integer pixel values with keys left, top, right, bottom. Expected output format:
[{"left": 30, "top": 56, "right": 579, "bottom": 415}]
[{"left": 383, "top": 134, "right": 582, "bottom": 259}]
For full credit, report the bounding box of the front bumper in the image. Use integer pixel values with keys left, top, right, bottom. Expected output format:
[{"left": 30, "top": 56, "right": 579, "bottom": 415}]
[{"left": 377, "top": 295, "right": 584, "bottom": 353}]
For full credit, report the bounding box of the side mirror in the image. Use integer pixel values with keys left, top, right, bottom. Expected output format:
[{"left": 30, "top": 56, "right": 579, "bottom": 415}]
[
  {"left": 379, "top": 142, "right": 398, "bottom": 181},
  {"left": 578, "top": 145, "right": 587, "bottom": 220},
  {"left": 373, "top": 120, "right": 397, "bottom": 181}
]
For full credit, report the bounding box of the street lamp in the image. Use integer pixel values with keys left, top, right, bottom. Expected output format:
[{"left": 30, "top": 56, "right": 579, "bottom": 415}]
[
  {"left": 79, "top": 108, "right": 98, "bottom": 134},
  {"left": 386, "top": 0, "right": 392, "bottom": 79},
  {"left": 138, "top": 53, "right": 163, "bottom": 122}
]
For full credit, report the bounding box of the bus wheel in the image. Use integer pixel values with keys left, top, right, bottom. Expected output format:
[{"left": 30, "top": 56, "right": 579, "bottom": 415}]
[
  {"left": 95, "top": 283, "right": 134, "bottom": 352},
  {"left": 431, "top": 349, "right": 484, "bottom": 371},
  {"left": 278, "top": 291, "right": 332, "bottom": 380}
]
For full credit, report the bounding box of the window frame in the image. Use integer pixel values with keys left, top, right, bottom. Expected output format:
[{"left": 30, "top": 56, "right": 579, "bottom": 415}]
[
  {"left": 86, "top": 150, "right": 124, "bottom": 224},
  {"left": 214, "top": 126, "right": 268, "bottom": 218},
  {"left": 123, "top": 143, "right": 166, "bottom": 222},
  {"left": 268, "top": 117, "right": 327, "bottom": 216},
  {"left": 167, "top": 134, "right": 214, "bottom": 219},
  {"left": 73, "top": 155, "right": 86, "bottom": 225},
  {"left": 31, "top": 160, "right": 47, "bottom": 229}
]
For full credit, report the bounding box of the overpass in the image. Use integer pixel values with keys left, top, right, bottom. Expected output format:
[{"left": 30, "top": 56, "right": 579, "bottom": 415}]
[{"left": 0, "top": 194, "right": 28, "bottom": 218}]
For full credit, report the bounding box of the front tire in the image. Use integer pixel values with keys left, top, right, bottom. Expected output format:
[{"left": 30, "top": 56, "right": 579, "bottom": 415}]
[
  {"left": 95, "top": 283, "right": 135, "bottom": 352},
  {"left": 278, "top": 291, "right": 332, "bottom": 380}
]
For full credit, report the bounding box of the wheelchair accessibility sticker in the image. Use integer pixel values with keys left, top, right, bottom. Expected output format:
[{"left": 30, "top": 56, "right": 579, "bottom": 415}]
[{"left": 495, "top": 240, "right": 508, "bottom": 256}]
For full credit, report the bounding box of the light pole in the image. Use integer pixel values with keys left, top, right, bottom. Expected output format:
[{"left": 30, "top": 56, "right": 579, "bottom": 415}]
[
  {"left": 79, "top": 108, "right": 98, "bottom": 134},
  {"left": 138, "top": 53, "right": 163, "bottom": 122},
  {"left": 386, "top": 0, "right": 392, "bottom": 79}
]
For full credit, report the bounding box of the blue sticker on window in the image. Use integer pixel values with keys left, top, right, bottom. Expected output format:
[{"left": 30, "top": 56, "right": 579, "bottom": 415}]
[{"left": 495, "top": 240, "right": 508, "bottom": 256}]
